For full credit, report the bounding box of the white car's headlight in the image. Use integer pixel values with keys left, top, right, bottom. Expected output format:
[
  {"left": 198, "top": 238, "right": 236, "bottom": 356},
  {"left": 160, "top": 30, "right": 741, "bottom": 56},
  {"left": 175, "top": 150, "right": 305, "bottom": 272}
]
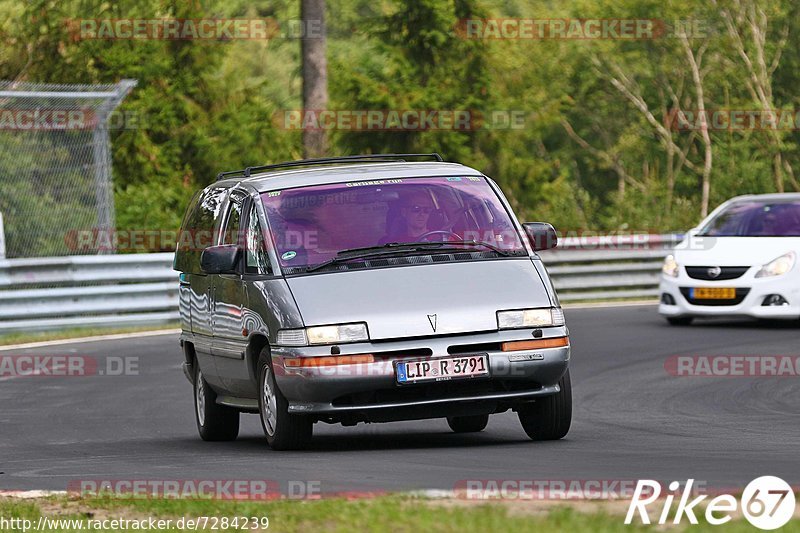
[
  {"left": 497, "top": 307, "right": 565, "bottom": 329},
  {"left": 755, "top": 251, "right": 796, "bottom": 278},
  {"left": 276, "top": 323, "right": 369, "bottom": 346},
  {"left": 662, "top": 254, "right": 679, "bottom": 277}
]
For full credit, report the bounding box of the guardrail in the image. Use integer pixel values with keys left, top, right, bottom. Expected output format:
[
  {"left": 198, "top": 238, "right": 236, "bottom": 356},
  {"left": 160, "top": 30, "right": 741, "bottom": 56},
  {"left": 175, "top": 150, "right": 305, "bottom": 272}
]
[
  {"left": 539, "top": 233, "right": 681, "bottom": 301},
  {"left": 0, "top": 253, "right": 178, "bottom": 333},
  {"left": 0, "top": 235, "right": 680, "bottom": 333}
]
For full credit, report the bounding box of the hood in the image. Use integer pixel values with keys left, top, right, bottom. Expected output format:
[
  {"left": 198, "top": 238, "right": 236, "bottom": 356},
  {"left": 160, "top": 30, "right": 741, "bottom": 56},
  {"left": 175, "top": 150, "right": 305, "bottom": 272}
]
[
  {"left": 286, "top": 259, "right": 551, "bottom": 340},
  {"left": 673, "top": 236, "right": 800, "bottom": 266}
]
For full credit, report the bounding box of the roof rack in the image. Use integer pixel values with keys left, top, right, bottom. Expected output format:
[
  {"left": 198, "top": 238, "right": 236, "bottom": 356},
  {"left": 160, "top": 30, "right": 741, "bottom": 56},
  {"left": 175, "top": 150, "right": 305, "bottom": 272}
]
[{"left": 216, "top": 153, "right": 444, "bottom": 180}]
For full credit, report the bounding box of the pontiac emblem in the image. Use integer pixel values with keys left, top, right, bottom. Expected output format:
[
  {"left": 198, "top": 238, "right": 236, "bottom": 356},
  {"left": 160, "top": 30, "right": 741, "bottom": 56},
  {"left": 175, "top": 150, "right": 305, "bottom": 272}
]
[{"left": 427, "top": 314, "right": 438, "bottom": 332}]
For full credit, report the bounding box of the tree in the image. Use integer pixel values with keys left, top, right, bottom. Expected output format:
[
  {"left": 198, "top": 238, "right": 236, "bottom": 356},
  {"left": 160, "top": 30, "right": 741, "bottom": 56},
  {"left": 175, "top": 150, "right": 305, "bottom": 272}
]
[{"left": 301, "top": 0, "right": 328, "bottom": 157}]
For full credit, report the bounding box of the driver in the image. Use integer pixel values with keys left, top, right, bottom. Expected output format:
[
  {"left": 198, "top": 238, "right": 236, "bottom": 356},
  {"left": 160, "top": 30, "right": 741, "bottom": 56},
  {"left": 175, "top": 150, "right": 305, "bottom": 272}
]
[{"left": 382, "top": 192, "right": 436, "bottom": 243}]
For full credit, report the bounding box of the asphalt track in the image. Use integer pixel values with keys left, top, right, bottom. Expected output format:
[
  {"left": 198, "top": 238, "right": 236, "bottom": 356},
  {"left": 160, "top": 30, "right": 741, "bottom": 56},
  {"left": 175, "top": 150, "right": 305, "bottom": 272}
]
[{"left": 2, "top": 305, "right": 799, "bottom": 494}]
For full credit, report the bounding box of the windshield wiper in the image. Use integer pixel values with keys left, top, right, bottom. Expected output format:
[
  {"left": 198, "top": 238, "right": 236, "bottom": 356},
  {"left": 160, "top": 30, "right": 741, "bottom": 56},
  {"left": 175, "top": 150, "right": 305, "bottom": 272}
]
[
  {"left": 305, "top": 242, "right": 443, "bottom": 272},
  {"left": 437, "top": 239, "right": 517, "bottom": 257},
  {"left": 305, "top": 240, "right": 516, "bottom": 273}
]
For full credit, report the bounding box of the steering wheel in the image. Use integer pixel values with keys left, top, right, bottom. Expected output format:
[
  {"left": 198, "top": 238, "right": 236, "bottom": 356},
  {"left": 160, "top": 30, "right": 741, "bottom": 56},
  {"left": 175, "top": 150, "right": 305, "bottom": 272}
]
[{"left": 418, "top": 230, "right": 461, "bottom": 242}]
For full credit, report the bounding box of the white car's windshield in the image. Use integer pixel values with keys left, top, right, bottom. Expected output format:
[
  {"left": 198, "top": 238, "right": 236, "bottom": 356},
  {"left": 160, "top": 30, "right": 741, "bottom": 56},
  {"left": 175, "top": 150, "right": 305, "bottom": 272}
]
[
  {"left": 261, "top": 176, "right": 527, "bottom": 272},
  {"left": 699, "top": 200, "right": 800, "bottom": 237}
]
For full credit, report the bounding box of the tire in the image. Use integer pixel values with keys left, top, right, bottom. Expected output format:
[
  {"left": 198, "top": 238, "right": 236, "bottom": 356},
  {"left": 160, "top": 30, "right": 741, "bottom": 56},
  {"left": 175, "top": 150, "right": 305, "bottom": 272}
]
[
  {"left": 447, "top": 414, "right": 489, "bottom": 433},
  {"left": 667, "top": 316, "right": 693, "bottom": 326},
  {"left": 258, "top": 349, "right": 313, "bottom": 450},
  {"left": 194, "top": 363, "right": 239, "bottom": 441},
  {"left": 518, "top": 369, "right": 572, "bottom": 441}
]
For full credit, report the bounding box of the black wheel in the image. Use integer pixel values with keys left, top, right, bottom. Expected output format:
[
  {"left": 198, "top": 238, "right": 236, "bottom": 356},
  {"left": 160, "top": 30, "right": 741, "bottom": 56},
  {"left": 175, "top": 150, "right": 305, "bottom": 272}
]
[
  {"left": 447, "top": 414, "right": 489, "bottom": 433},
  {"left": 518, "top": 369, "right": 572, "bottom": 441},
  {"left": 667, "top": 316, "right": 693, "bottom": 326},
  {"left": 194, "top": 362, "right": 239, "bottom": 441},
  {"left": 257, "top": 349, "right": 313, "bottom": 450}
]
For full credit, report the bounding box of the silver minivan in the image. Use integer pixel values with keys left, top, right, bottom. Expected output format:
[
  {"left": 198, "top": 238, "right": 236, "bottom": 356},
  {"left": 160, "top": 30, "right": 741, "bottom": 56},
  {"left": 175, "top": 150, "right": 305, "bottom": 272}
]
[{"left": 174, "top": 154, "right": 571, "bottom": 450}]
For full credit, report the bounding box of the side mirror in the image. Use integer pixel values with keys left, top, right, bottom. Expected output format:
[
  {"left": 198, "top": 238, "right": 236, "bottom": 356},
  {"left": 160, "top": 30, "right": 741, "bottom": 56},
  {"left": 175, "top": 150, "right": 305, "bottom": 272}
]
[
  {"left": 523, "top": 222, "right": 558, "bottom": 251},
  {"left": 200, "top": 245, "right": 241, "bottom": 274}
]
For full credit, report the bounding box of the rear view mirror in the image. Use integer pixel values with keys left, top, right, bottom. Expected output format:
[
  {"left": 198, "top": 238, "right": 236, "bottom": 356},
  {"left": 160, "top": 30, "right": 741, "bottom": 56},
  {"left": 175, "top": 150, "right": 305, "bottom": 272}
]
[
  {"left": 523, "top": 222, "right": 558, "bottom": 251},
  {"left": 200, "top": 245, "right": 241, "bottom": 274}
]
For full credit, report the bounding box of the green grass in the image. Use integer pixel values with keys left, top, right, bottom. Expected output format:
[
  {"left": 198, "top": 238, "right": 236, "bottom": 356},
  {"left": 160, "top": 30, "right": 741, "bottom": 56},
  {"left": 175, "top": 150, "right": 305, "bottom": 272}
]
[
  {"left": 1, "top": 495, "right": 798, "bottom": 533},
  {"left": 0, "top": 323, "right": 180, "bottom": 346}
]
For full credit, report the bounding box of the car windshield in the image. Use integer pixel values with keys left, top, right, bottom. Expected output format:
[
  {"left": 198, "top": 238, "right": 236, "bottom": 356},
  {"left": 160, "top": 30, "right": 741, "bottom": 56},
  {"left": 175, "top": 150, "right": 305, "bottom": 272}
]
[
  {"left": 260, "top": 176, "right": 526, "bottom": 272},
  {"left": 699, "top": 200, "right": 800, "bottom": 237}
]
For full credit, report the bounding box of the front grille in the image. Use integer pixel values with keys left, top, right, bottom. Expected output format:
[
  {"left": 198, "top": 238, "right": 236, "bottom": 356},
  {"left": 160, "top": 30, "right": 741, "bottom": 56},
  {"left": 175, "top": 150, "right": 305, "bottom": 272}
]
[
  {"left": 680, "top": 287, "right": 750, "bottom": 306},
  {"left": 372, "top": 348, "right": 432, "bottom": 360},
  {"left": 448, "top": 342, "right": 502, "bottom": 355},
  {"left": 685, "top": 266, "right": 750, "bottom": 281},
  {"left": 331, "top": 378, "right": 541, "bottom": 407}
]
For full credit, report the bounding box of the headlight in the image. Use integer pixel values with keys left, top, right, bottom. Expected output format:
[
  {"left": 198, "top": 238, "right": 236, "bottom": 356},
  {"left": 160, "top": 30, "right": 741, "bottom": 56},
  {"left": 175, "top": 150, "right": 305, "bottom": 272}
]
[
  {"left": 276, "top": 323, "right": 369, "bottom": 346},
  {"left": 755, "top": 252, "right": 796, "bottom": 278},
  {"left": 662, "top": 254, "right": 679, "bottom": 277},
  {"left": 497, "top": 307, "right": 565, "bottom": 329}
]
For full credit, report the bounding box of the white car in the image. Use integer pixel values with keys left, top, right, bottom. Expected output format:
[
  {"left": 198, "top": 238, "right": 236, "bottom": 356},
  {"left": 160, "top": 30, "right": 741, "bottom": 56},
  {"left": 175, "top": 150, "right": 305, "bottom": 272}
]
[{"left": 659, "top": 193, "right": 800, "bottom": 325}]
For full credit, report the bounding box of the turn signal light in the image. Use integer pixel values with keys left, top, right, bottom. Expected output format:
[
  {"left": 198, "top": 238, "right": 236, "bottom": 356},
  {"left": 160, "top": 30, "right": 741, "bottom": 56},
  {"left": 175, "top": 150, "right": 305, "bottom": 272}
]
[
  {"left": 284, "top": 354, "right": 375, "bottom": 367},
  {"left": 501, "top": 337, "right": 570, "bottom": 352}
]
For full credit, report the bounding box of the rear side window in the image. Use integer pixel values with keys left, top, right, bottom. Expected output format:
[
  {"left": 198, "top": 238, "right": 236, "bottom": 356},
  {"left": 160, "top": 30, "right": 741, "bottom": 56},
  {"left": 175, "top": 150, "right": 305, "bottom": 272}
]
[{"left": 174, "top": 186, "right": 227, "bottom": 273}]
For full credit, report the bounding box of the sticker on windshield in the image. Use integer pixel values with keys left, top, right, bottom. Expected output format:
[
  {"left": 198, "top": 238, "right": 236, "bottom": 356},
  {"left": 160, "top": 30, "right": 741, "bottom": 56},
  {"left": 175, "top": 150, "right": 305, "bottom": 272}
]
[
  {"left": 281, "top": 251, "right": 297, "bottom": 261},
  {"left": 446, "top": 177, "right": 462, "bottom": 182},
  {"left": 346, "top": 179, "right": 403, "bottom": 187}
]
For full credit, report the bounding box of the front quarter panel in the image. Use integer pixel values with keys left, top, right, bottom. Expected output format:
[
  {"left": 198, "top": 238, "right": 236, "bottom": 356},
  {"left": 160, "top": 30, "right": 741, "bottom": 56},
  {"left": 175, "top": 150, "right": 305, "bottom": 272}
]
[
  {"left": 238, "top": 278, "right": 305, "bottom": 393},
  {"left": 246, "top": 279, "right": 305, "bottom": 340}
]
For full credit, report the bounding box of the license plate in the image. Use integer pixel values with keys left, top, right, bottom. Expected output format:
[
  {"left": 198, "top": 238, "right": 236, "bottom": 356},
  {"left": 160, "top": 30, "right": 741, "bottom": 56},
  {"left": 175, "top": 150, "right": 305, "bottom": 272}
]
[
  {"left": 396, "top": 355, "right": 489, "bottom": 384},
  {"left": 691, "top": 287, "right": 736, "bottom": 299}
]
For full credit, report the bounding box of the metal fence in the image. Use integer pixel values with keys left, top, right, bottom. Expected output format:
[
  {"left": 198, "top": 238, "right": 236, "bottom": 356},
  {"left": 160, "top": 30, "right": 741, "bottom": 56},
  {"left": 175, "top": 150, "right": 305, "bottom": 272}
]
[
  {"left": 0, "top": 235, "right": 679, "bottom": 333},
  {"left": 0, "top": 80, "right": 136, "bottom": 258}
]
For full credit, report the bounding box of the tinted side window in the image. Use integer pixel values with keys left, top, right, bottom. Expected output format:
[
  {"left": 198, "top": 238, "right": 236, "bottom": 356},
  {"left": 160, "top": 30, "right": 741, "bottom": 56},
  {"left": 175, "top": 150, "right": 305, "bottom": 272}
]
[
  {"left": 175, "top": 186, "right": 227, "bottom": 273},
  {"left": 246, "top": 204, "right": 271, "bottom": 275},
  {"left": 221, "top": 197, "right": 243, "bottom": 246},
  {"left": 174, "top": 190, "right": 202, "bottom": 272}
]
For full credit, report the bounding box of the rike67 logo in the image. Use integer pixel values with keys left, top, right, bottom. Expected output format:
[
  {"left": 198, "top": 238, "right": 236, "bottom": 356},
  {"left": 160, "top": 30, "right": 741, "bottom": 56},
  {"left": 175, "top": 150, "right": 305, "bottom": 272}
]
[{"left": 625, "top": 477, "right": 796, "bottom": 530}]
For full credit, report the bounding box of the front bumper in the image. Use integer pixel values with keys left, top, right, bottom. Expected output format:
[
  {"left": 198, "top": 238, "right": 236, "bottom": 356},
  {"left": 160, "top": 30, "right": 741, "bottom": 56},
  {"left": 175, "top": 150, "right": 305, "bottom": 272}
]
[
  {"left": 271, "top": 327, "right": 570, "bottom": 423},
  {"left": 659, "top": 268, "right": 800, "bottom": 319}
]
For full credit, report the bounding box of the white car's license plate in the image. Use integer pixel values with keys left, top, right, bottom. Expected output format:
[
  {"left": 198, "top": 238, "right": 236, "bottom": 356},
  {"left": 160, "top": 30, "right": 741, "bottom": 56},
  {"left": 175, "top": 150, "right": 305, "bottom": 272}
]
[{"left": 396, "top": 355, "right": 489, "bottom": 384}]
